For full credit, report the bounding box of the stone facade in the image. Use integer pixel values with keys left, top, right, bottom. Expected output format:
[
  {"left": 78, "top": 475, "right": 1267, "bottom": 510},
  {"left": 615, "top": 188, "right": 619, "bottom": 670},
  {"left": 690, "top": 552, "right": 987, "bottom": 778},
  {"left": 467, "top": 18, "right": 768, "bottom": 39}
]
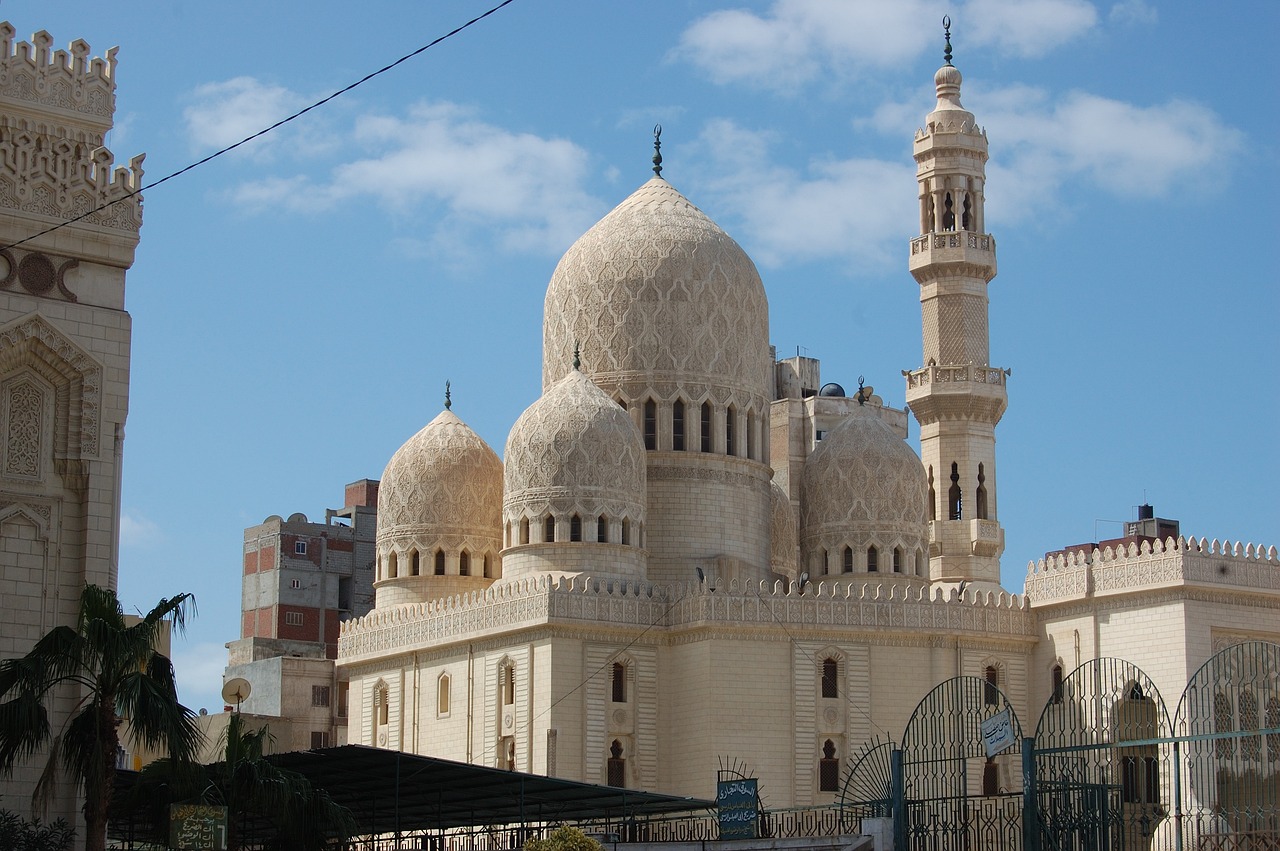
[{"left": 0, "top": 23, "right": 141, "bottom": 826}]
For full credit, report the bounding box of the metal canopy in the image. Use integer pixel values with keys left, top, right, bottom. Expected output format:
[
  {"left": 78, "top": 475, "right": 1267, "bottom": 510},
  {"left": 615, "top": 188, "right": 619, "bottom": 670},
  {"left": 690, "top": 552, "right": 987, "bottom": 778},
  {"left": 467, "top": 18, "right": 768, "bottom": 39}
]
[{"left": 267, "top": 745, "right": 714, "bottom": 835}]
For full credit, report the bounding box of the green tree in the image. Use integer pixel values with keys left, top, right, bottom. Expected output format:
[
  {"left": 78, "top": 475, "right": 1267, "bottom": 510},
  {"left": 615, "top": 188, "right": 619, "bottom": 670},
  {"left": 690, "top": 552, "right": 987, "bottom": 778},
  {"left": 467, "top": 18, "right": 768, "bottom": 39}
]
[
  {"left": 525, "top": 825, "right": 605, "bottom": 851},
  {"left": 128, "top": 712, "right": 356, "bottom": 850},
  {"left": 0, "top": 805, "right": 75, "bottom": 851},
  {"left": 0, "top": 585, "right": 202, "bottom": 851}
]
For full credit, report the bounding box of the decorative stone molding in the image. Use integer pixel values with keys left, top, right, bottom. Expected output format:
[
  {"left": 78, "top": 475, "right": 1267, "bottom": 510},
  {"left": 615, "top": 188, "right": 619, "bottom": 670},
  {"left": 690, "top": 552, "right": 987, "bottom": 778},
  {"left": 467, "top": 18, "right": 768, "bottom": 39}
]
[{"left": 0, "top": 312, "right": 101, "bottom": 461}]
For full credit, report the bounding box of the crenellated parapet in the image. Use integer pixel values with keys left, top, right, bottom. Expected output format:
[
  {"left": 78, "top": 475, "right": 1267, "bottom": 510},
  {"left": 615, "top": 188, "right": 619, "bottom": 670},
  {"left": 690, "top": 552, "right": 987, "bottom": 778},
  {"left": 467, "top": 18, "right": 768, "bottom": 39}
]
[
  {"left": 0, "top": 23, "right": 142, "bottom": 243},
  {"left": 337, "top": 572, "right": 1036, "bottom": 662},
  {"left": 1025, "top": 536, "right": 1280, "bottom": 604}
]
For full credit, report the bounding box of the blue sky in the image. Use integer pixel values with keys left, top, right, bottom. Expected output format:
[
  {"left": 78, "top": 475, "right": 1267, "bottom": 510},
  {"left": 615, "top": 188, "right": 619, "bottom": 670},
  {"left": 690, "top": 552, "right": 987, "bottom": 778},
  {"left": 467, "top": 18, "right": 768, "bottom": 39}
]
[{"left": 7, "top": 1, "right": 1275, "bottom": 714}]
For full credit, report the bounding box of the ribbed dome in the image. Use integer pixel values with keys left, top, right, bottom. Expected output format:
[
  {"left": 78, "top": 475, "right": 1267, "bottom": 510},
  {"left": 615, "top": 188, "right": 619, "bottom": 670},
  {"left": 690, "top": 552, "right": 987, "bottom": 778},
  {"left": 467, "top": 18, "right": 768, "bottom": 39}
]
[
  {"left": 378, "top": 409, "right": 503, "bottom": 542},
  {"left": 541, "top": 177, "right": 770, "bottom": 398},
  {"left": 770, "top": 480, "right": 798, "bottom": 577},
  {"left": 504, "top": 369, "right": 645, "bottom": 521},
  {"left": 800, "top": 409, "right": 928, "bottom": 568}
]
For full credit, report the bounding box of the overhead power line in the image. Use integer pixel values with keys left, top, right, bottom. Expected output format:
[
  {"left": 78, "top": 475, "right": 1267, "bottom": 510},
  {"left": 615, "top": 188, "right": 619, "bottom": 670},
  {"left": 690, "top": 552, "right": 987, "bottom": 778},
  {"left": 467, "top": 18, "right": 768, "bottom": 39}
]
[{"left": 1, "top": 0, "right": 520, "bottom": 253}]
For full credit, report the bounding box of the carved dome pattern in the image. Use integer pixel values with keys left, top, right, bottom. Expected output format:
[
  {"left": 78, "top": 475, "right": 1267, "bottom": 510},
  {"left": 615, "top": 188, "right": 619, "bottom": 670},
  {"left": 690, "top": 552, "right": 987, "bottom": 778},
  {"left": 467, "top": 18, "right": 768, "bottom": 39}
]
[
  {"left": 377, "top": 410, "right": 503, "bottom": 551},
  {"left": 504, "top": 369, "right": 646, "bottom": 522},
  {"left": 542, "top": 178, "right": 770, "bottom": 403},
  {"left": 770, "top": 480, "right": 798, "bottom": 576},
  {"left": 800, "top": 411, "right": 928, "bottom": 554}
]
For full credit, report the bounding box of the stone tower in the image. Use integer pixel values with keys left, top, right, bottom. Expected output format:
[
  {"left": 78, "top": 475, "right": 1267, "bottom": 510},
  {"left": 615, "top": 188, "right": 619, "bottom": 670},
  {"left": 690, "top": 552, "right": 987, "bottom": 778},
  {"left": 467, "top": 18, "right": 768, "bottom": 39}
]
[
  {"left": 904, "top": 27, "right": 1007, "bottom": 587},
  {"left": 0, "top": 23, "right": 143, "bottom": 822}
]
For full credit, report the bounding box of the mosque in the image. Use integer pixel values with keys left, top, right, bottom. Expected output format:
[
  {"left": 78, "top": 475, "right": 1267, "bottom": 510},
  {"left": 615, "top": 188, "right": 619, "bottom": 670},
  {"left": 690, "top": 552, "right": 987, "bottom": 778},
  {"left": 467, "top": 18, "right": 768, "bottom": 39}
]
[{"left": 322, "top": 33, "right": 1280, "bottom": 809}]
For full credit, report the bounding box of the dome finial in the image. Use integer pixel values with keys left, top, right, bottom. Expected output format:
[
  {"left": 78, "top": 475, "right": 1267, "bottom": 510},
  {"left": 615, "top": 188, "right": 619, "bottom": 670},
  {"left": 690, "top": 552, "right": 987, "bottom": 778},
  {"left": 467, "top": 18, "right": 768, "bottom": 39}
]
[
  {"left": 857, "top": 375, "right": 867, "bottom": 406},
  {"left": 652, "top": 124, "right": 663, "bottom": 177},
  {"left": 942, "top": 15, "right": 953, "bottom": 66},
  {"left": 444, "top": 380, "right": 452, "bottom": 410},
  {"left": 573, "top": 342, "right": 581, "bottom": 371}
]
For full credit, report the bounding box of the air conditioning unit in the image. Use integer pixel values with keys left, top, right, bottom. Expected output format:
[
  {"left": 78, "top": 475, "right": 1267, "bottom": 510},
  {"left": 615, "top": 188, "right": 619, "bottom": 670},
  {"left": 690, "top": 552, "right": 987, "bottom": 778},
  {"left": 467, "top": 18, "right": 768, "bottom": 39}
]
[{"left": 501, "top": 706, "right": 515, "bottom": 735}]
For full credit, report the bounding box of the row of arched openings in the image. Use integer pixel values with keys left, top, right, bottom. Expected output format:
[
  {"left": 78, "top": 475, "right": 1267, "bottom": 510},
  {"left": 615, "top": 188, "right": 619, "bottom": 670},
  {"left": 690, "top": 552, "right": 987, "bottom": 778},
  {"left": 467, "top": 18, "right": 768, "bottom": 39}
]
[
  {"left": 816, "top": 545, "right": 926, "bottom": 576},
  {"left": 624, "top": 396, "right": 762, "bottom": 460},
  {"left": 506, "top": 514, "right": 642, "bottom": 547},
  {"left": 380, "top": 549, "right": 495, "bottom": 581},
  {"left": 928, "top": 462, "right": 989, "bottom": 522}
]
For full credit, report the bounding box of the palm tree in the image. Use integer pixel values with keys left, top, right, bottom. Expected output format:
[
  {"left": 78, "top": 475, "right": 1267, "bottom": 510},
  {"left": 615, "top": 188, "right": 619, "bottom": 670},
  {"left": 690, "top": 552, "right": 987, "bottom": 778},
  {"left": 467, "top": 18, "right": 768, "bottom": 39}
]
[
  {"left": 0, "top": 584, "right": 202, "bottom": 851},
  {"left": 128, "top": 713, "right": 356, "bottom": 850}
]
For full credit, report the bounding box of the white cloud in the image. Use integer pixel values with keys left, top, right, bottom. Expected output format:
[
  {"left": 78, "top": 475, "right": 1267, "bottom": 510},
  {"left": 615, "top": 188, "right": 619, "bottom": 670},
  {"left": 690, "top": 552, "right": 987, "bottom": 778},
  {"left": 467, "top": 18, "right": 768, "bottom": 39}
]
[
  {"left": 1109, "top": 0, "right": 1157, "bottom": 25},
  {"left": 675, "top": 0, "right": 1099, "bottom": 90},
  {"left": 120, "top": 510, "right": 162, "bottom": 549},
  {"left": 184, "top": 77, "right": 309, "bottom": 156},
  {"left": 228, "top": 100, "right": 603, "bottom": 256},
  {"left": 693, "top": 119, "right": 915, "bottom": 270}
]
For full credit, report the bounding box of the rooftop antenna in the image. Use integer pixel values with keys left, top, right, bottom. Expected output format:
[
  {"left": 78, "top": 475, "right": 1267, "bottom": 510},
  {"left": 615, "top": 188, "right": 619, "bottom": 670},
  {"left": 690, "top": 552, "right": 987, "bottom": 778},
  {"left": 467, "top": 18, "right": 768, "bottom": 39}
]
[
  {"left": 943, "top": 15, "right": 953, "bottom": 66},
  {"left": 444, "top": 380, "right": 452, "bottom": 410},
  {"left": 652, "top": 124, "right": 663, "bottom": 177}
]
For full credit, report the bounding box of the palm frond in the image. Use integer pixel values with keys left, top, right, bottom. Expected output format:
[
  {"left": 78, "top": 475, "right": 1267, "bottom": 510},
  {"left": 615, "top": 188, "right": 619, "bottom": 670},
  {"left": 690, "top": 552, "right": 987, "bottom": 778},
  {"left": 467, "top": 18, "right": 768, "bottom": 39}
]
[{"left": 0, "top": 692, "right": 51, "bottom": 771}]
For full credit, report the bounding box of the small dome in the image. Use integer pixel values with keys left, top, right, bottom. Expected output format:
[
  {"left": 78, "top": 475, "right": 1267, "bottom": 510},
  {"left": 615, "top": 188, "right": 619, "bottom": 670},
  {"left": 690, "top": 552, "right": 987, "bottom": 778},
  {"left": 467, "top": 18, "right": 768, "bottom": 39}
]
[
  {"left": 819, "top": 383, "right": 846, "bottom": 398},
  {"left": 800, "top": 409, "right": 928, "bottom": 575},
  {"left": 377, "top": 409, "right": 503, "bottom": 553},
  {"left": 542, "top": 177, "right": 770, "bottom": 401},
  {"left": 504, "top": 369, "right": 646, "bottom": 524}
]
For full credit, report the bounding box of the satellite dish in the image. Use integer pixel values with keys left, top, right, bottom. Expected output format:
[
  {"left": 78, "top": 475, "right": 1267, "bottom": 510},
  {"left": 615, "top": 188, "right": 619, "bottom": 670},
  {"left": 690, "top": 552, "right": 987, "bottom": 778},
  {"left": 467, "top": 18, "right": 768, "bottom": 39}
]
[{"left": 221, "top": 677, "right": 252, "bottom": 706}]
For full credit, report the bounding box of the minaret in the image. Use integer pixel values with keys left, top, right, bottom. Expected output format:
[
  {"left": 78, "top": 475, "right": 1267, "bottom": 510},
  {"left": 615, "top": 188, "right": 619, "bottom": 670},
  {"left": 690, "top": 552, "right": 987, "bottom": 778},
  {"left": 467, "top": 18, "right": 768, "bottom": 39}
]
[{"left": 905, "top": 20, "right": 1007, "bottom": 587}]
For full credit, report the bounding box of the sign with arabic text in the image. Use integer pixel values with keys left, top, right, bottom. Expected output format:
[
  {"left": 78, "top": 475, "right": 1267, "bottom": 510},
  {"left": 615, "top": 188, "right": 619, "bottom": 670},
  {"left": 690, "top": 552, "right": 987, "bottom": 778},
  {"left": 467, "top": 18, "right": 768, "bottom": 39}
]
[
  {"left": 717, "top": 778, "right": 758, "bottom": 839},
  {"left": 169, "top": 804, "right": 228, "bottom": 851},
  {"left": 981, "top": 707, "right": 1016, "bottom": 757}
]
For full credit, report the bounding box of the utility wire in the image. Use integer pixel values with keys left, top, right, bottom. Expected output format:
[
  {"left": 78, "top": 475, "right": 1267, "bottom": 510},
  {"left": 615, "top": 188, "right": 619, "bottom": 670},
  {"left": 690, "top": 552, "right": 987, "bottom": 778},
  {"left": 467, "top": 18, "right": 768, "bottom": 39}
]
[{"left": 0, "top": 0, "right": 520, "bottom": 253}]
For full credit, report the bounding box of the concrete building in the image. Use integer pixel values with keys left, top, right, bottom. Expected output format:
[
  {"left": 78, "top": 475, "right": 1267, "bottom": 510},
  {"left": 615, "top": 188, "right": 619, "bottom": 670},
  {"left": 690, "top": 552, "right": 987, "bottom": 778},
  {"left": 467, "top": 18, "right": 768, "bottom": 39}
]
[{"left": 0, "top": 23, "right": 143, "bottom": 826}]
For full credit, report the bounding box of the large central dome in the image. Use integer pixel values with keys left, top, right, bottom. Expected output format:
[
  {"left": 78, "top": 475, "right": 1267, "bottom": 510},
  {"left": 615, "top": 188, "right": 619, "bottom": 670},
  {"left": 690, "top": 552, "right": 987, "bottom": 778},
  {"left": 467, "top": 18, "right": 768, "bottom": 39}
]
[{"left": 542, "top": 177, "right": 770, "bottom": 399}]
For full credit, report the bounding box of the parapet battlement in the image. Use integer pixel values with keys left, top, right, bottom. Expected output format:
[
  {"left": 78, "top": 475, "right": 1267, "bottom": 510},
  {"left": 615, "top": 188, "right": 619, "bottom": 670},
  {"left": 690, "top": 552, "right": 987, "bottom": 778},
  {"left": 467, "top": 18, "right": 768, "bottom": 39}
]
[{"left": 0, "top": 23, "right": 116, "bottom": 129}]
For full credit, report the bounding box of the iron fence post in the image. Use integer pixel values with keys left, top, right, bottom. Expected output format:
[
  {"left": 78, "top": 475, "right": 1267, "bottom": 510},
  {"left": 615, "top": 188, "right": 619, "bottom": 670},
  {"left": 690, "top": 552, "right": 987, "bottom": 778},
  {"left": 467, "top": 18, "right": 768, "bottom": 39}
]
[
  {"left": 891, "top": 748, "right": 905, "bottom": 851},
  {"left": 1022, "top": 737, "right": 1039, "bottom": 851},
  {"left": 1172, "top": 740, "right": 1183, "bottom": 851}
]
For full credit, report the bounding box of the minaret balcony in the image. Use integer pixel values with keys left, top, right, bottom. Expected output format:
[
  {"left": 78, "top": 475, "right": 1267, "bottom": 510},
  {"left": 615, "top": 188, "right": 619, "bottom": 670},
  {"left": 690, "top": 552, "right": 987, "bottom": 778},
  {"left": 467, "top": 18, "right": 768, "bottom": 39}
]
[
  {"left": 928, "top": 518, "right": 1004, "bottom": 559},
  {"left": 909, "top": 231, "right": 996, "bottom": 280},
  {"left": 904, "top": 363, "right": 1008, "bottom": 422}
]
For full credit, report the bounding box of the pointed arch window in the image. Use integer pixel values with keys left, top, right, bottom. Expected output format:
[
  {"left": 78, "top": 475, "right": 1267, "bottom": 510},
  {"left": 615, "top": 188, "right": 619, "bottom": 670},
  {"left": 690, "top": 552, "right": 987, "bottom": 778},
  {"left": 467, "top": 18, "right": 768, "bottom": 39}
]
[
  {"left": 519, "top": 518, "right": 530, "bottom": 545},
  {"left": 821, "top": 658, "right": 839, "bottom": 699},
  {"left": 1051, "top": 664, "right": 1064, "bottom": 705},
  {"left": 544, "top": 516, "right": 556, "bottom": 543},
  {"left": 942, "top": 191, "right": 955, "bottom": 230},
  {"left": 866, "top": 546, "right": 879, "bottom": 573},
  {"left": 621, "top": 519, "right": 631, "bottom": 546},
  {"left": 819, "top": 740, "right": 840, "bottom": 792},
  {"left": 842, "top": 546, "right": 854, "bottom": 573},
  {"left": 928, "top": 466, "right": 937, "bottom": 522},
  {"left": 434, "top": 550, "right": 446, "bottom": 575},
  {"left": 984, "top": 666, "right": 999, "bottom": 706},
  {"left": 597, "top": 515, "right": 608, "bottom": 543},
  {"left": 746, "top": 410, "right": 756, "bottom": 459},
  {"left": 893, "top": 547, "right": 903, "bottom": 573},
  {"left": 570, "top": 514, "right": 582, "bottom": 542},
  {"left": 976, "top": 463, "right": 989, "bottom": 520},
  {"left": 501, "top": 662, "right": 516, "bottom": 707},
  {"left": 437, "top": 673, "right": 451, "bottom": 717},
  {"left": 608, "top": 740, "right": 626, "bottom": 788},
  {"left": 459, "top": 551, "right": 470, "bottom": 576},
  {"left": 948, "top": 462, "right": 962, "bottom": 520},
  {"left": 672, "top": 400, "right": 685, "bottom": 451},
  {"left": 484, "top": 553, "right": 493, "bottom": 578},
  {"left": 611, "top": 662, "right": 627, "bottom": 703},
  {"left": 387, "top": 552, "right": 398, "bottom": 579},
  {"left": 700, "top": 402, "right": 712, "bottom": 452},
  {"left": 643, "top": 399, "right": 656, "bottom": 450},
  {"left": 962, "top": 193, "right": 972, "bottom": 230},
  {"left": 410, "top": 550, "right": 421, "bottom": 576},
  {"left": 725, "top": 406, "right": 736, "bottom": 456}
]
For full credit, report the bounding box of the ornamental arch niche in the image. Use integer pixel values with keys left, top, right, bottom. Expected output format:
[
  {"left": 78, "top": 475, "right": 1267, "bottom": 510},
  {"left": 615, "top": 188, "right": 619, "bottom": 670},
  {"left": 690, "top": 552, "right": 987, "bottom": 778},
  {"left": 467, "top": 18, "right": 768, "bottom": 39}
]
[{"left": 0, "top": 312, "right": 103, "bottom": 488}]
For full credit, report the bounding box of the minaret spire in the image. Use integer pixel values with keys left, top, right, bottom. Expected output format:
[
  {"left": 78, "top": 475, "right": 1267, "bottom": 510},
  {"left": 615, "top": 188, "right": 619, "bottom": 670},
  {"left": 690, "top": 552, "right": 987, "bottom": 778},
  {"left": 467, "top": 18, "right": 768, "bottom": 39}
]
[
  {"left": 652, "top": 124, "right": 663, "bottom": 177},
  {"left": 444, "top": 380, "right": 452, "bottom": 410},
  {"left": 905, "top": 33, "right": 1007, "bottom": 588}
]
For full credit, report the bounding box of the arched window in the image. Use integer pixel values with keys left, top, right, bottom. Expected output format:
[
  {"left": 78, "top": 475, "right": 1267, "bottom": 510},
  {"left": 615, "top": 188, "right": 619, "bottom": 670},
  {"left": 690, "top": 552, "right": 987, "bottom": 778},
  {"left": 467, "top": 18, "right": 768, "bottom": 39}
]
[
  {"left": 1215, "top": 692, "right": 1235, "bottom": 758},
  {"left": 819, "top": 740, "right": 840, "bottom": 792},
  {"left": 544, "top": 516, "right": 556, "bottom": 543},
  {"left": 621, "top": 519, "right": 630, "bottom": 546},
  {"left": 434, "top": 550, "right": 445, "bottom": 576},
  {"left": 459, "top": 551, "right": 470, "bottom": 576},
  {"left": 501, "top": 662, "right": 516, "bottom": 706},
  {"left": 893, "top": 547, "right": 903, "bottom": 573},
  {"left": 948, "top": 462, "right": 962, "bottom": 520},
  {"left": 438, "top": 674, "right": 451, "bottom": 717},
  {"left": 821, "top": 658, "right": 838, "bottom": 699},
  {"left": 519, "top": 518, "right": 530, "bottom": 545},
  {"left": 842, "top": 547, "right": 853, "bottom": 573},
  {"left": 818, "top": 548, "right": 828, "bottom": 575},
  {"left": 611, "top": 662, "right": 627, "bottom": 703},
  {"left": 928, "top": 466, "right": 937, "bottom": 522},
  {"left": 608, "top": 740, "right": 626, "bottom": 788},
  {"left": 597, "top": 515, "right": 608, "bottom": 543},
  {"left": 942, "top": 191, "right": 955, "bottom": 230},
  {"left": 1240, "top": 691, "right": 1260, "bottom": 760},
  {"left": 1051, "top": 664, "right": 1064, "bottom": 705},
  {"left": 483, "top": 553, "right": 493, "bottom": 579},
  {"left": 387, "top": 552, "right": 398, "bottom": 579},
  {"left": 866, "top": 546, "right": 879, "bottom": 573},
  {"left": 746, "top": 410, "right": 756, "bottom": 459},
  {"left": 984, "top": 666, "right": 999, "bottom": 706},
  {"left": 976, "top": 463, "right": 988, "bottom": 520},
  {"left": 672, "top": 400, "right": 685, "bottom": 451},
  {"left": 643, "top": 399, "right": 656, "bottom": 450},
  {"left": 916, "top": 549, "right": 925, "bottom": 576},
  {"left": 962, "top": 193, "right": 972, "bottom": 230},
  {"left": 725, "top": 406, "right": 736, "bottom": 456},
  {"left": 373, "top": 681, "right": 390, "bottom": 746},
  {"left": 700, "top": 402, "right": 712, "bottom": 452},
  {"left": 570, "top": 514, "right": 582, "bottom": 542},
  {"left": 410, "top": 550, "right": 420, "bottom": 576}
]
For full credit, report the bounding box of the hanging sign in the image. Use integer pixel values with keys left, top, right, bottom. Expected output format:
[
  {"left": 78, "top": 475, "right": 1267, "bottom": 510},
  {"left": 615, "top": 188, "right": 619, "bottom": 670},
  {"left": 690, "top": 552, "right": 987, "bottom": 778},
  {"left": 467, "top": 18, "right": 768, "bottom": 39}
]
[
  {"left": 981, "top": 707, "right": 1016, "bottom": 757},
  {"left": 717, "top": 778, "right": 758, "bottom": 839}
]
